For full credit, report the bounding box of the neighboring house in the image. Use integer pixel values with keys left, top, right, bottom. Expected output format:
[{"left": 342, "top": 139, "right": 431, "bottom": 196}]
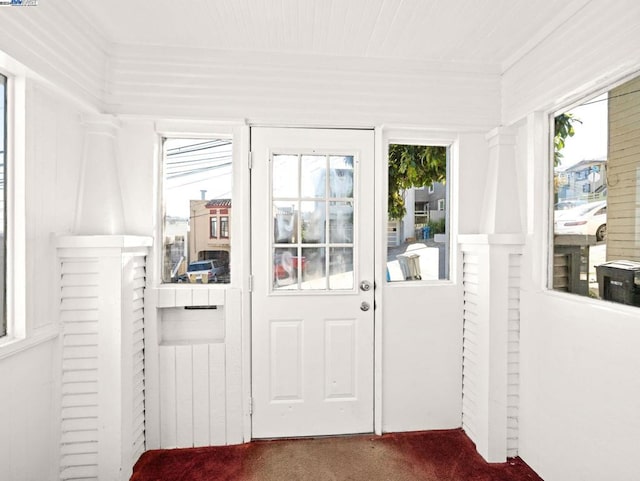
[
  {"left": 414, "top": 182, "right": 446, "bottom": 223},
  {"left": 163, "top": 215, "right": 189, "bottom": 280},
  {"left": 556, "top": 159, "right": 607, "bottom": 202},
  {"left": 189, "top": 198, "right": 231, "bottom": 266},
  {"left": 607, "top": 75, "right": 640, "bottom": 262}
]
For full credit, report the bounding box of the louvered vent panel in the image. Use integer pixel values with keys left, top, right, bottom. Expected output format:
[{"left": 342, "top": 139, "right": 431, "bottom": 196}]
[
  {"left": 131, "top": 258, "right": 147, "bottom": 461},
  {"left": 462, "top": 252, "right": 480, "bottom": 440},
  {"left": 506, "top": 254, "right": 522, "bottom": 458},
  {"left": 60, "top": 258, "right": 100, "bottom": 481}
]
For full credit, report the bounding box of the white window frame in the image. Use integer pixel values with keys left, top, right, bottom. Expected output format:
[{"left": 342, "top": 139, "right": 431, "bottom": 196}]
[
  {"left": 546, "top": 69, "right": 640, "bottom": 311},
  {"left": 153, "top": 121, "right": 249, "bottom": 291},
  {"left": 437, "top": 198, "right": 445, "bottom": 211},
  {"left": 0, "top": 59, "right": 33, "bottom": 357},
  {"left": 382, "top": 128, "right": 456, "bottom": 284},
  {"left": 428, "top": 184, "right": 435, "bottom": 194}
]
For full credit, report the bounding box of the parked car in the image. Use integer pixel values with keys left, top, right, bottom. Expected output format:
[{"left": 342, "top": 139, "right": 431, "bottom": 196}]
[
  {"left": 554, "top": 200, "right": 607, "bottom": 241},
  {"left": 554, "top": 199, "right": 587, "bottom": 211},
  {"left": 179, "top": 260, "right": 228, "bottom": 283}
]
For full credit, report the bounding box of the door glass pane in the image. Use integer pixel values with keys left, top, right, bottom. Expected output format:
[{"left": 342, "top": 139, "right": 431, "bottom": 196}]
[
  {"left": 301, "top": 247, "right": 326, "bottom": 289},
  {"left": 329, "top": 201, "right": 353, "bottom": 243},
  {"left": 301, "top": 155, "right": 326, "bottom": 198},
  {"left": 301, "top": 201, "right": 325, "bottom": 243},
  {"left": 273, "top": 201, "right": 298, "bottom": 244},
  {"left": 329, "top": 156, "right": 354, "bottom": 198},
  {"left": 273, "top": 154, "right": 299, "bottom": 198},
  {"left": 274, "top": 247, "right": 299, "bottom": 290},
  {"left": 271, "top": 152, "right": 356, "bottom": 292},
  {"left": 329, "top": 247, "right": 354, "bottom": 290}
]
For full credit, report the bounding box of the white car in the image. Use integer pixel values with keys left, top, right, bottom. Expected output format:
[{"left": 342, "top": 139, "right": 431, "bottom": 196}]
[{"left": 554, "top": 200, "right": 607, "bottom": 241}]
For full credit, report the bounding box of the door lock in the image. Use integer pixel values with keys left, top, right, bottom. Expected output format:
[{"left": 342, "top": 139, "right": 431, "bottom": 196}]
[
  {"left": 360, "top": 301, "right": 371, "bottom": 311},
  {"left": 360, "top": 280, "right": 372, "bottom": 291}
]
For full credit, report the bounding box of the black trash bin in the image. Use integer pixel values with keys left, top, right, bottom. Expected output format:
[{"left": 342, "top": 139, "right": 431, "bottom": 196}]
[{"left": 595, "top": 260, "right": 640, "bottom": 306}]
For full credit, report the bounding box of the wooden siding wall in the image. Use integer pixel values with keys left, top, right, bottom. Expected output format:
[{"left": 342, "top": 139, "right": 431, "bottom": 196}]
[{"left": 607, "top": 75, "right": 640, "bottom": 262}]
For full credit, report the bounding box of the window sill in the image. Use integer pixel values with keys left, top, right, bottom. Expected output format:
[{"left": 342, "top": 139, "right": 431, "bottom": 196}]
[{"left": 0, "top": 326, "right": 58, "bottom": 361}]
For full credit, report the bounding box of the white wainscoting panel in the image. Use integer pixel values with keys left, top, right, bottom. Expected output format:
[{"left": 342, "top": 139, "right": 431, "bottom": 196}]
[
  {"left": 506, "top": 253, "right": 521, "bottom": 458},
  {"left": 158, "top": 343, "right": 227, "bottom": 448},
  {"left": 459, "top": 235, "right": 523, "bottom": 463},
  {"left": 145, "top": 287, "right": 243, "bottom": 449},
  {"left": 57, "top": 235, "right": 151, "bottom": 481},
  {"left": 461, "top": 251, "right": 480, "bottom": 443}
]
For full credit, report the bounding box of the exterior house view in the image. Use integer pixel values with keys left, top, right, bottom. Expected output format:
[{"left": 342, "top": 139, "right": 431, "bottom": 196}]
[
  {"left": 189, "top": 199, "right": 231, "bottom": 267},
  {"left": 1, "top": 2, "right": 640, "bottom": 481}
]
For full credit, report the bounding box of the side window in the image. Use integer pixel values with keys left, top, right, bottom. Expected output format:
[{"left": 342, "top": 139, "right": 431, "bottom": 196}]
[
  {"left": 210, "top": 216, "right": 218, "bottom": 238},
  {"left": 161, "top": 138, "right": 233, "bottom": 284},
  {"left": 387, "top": 143, "right": 449, "bottom": 282},
  {"left": 552, "top": 73, "right": 640, "bottom": 307},
  {"left": 0, "top": 73, "right": 6, "bottom": 337}
]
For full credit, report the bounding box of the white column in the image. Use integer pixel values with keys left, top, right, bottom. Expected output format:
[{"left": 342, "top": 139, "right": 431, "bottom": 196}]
[
  {"left": 74, "top": 115, "right": 125, "bottom": 235},
  {"left": 480, "top": 127, "right": 521, "bottom": 234},
  {"left": 57, "top": 235, "right": 151, "bottom": 481},
  {"left": 459, "top": 127, "right": 525, "bottom": 462}
]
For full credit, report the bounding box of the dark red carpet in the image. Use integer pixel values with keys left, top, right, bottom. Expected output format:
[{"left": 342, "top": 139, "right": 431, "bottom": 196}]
[{"left": 130, "top": 429, "right": 543, "bottom": 481}]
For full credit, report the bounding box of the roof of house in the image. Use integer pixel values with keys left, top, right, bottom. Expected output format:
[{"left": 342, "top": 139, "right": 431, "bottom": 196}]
[{"left": 205, "top": 199, "right": 232, "bottom": 208}]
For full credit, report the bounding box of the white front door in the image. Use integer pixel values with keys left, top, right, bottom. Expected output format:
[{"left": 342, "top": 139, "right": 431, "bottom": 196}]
[{"left": 250, "top": 127, "right": 375, "bottom": 438}]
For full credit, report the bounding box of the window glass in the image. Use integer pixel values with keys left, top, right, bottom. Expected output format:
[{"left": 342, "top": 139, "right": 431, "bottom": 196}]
[
  {"left": 271, "top": 153, "right": 355, "bottom": 291},
  {"left": 0, "top": 74, "right": 6, "bottom": 337},
  {"left": 387, "top": 144, "right": 449, "bottom": 282},
  {"left": 162, "top": 138, "right": 232, "bottom": 284},
  {"left": 552, "top": 73, "right": 640, "bottom": 307}
]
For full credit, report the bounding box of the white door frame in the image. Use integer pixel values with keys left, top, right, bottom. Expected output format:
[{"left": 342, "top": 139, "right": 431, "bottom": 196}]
[{"left": 240, "top": 125, "right": 385, "bottom": 440}]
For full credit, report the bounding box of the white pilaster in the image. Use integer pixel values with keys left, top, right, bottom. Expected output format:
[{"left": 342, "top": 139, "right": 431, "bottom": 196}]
[
  {"left": 480, "top": 127, "right": 521, "bottom": 234},
  {"left": 74, "top": 116, "right": 125, "bottom": 235}
]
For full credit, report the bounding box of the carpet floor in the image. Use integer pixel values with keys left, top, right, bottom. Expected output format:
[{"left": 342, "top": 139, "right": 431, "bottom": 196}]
[{"left": 130, "top": 429, "right": 544, "bottom": 481}]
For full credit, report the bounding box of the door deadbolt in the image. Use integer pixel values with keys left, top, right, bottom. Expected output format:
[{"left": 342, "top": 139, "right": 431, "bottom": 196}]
[{"left": 360, "top": 280, "right": 372, "bottom": 291}]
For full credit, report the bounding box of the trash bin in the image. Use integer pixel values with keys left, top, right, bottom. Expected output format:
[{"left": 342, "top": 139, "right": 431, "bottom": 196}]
[
  {"left": 595, "top": 260, "right": 640, "bottom": 306},
  {"left": 422, "top": 226, "right": 431, "bottom": 239},
  {"left": 397, "top": 253, "right": 421, "bottom": 280}
]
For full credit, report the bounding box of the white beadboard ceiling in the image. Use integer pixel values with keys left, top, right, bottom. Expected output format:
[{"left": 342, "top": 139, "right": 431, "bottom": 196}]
[{"left": 72, "top": 0, "right": 591, "bottom": 72}]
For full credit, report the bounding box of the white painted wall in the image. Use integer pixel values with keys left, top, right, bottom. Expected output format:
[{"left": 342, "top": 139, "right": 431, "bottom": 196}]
[
  {"left": 0, "top": 76, "right": 89, "bottom": 480},
  {"left": 0, "top": 341, "right": 57, "bottom": 481},
  {"left": 504, "top": 3, "right": 640, "bottom": 478},
  {"left": 381, "top": 131, "right": 488, "bottom": 432},
  {"left": 520, "top": 292, "right": 640, "bottom": 481}
]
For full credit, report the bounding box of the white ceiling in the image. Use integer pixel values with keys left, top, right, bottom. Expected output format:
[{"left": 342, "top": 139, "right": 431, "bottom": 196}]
[{"left": 73, "top": 0, "right": 589, "bottom": 71}]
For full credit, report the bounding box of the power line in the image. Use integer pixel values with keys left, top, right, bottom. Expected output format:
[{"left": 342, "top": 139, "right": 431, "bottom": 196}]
[{"left": 580, "top": 88, "right": 640, "bottom": 106}]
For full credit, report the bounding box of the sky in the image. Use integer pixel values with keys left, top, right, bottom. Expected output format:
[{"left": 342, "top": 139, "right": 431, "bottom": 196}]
[
  {"left": 557, "top": 93, "right": 608, "bottom": 170},
  {"left": 163, "top": 138, "right": 233, "bottom": 218}
]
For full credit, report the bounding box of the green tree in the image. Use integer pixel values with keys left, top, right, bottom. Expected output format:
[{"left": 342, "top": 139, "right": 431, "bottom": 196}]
[
  {"left": 388, "top": 144, "right": 446, "bottom": 220},
  {"left": 554, "top": 113, "right": 581, "bottom": 166}
]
